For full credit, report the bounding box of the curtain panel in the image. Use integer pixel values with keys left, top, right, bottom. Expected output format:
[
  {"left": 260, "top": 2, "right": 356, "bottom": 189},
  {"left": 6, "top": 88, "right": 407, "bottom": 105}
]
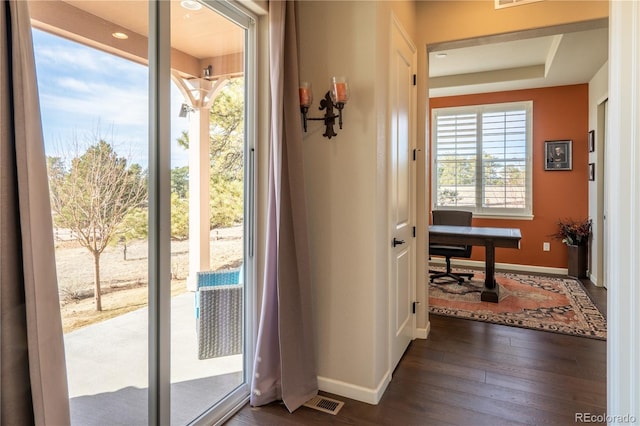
[
  {"left": 1, "top": 1, "right": 70, "bottom": 424},
  {"left": 250, "top": 0, "right": 318, "bottom": 413}
]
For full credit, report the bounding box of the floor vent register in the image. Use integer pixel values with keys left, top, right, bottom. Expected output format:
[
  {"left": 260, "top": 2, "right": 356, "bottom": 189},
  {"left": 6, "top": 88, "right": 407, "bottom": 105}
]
[{"left": 303, "top": 395, "right": 345, "bottom": 415}]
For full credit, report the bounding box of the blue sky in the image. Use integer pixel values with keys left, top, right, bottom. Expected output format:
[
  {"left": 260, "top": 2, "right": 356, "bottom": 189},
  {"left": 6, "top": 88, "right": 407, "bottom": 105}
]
[{"left": 32, "top": 29, "right": 190, "bottom": 168}]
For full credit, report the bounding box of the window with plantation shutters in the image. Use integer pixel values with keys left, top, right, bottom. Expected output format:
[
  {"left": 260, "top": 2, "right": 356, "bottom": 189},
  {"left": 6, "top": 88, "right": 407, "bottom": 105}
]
[{"left": 432, "top": 101, "right": 533, "bottom": 218}]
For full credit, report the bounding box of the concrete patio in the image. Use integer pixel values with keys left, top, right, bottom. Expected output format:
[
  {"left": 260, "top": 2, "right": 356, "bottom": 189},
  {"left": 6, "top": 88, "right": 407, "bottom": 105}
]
[{"left": 64, "top": 292, "right": 243, "bottom": 425}]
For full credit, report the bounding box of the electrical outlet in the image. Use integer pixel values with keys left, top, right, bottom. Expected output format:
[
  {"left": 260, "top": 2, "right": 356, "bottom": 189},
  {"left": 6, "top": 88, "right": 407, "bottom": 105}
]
[{"left": 543, "top": 242, "right": 550, "bottom": 251}]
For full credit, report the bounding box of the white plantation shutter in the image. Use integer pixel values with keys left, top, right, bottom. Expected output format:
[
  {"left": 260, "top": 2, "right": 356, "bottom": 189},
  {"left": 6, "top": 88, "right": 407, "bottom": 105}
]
[
  {"left": 432, "top": 101, "right": 532, "bottom": 217},
  {"left": 433, "top": 113, "right": 477, "bottom": 207}
]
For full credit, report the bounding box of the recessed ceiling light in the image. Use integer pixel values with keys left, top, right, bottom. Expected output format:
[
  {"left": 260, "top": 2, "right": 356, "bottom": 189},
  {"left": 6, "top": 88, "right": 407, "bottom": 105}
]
[
  {"left": 181, "top": 0, "right": 202, "bottom": 11},
  {"left": 435, "top": 52, "right": 448, "bottom": 59},
  {"left": 112, "top": 32, "right": 129, "bottom": 40}
]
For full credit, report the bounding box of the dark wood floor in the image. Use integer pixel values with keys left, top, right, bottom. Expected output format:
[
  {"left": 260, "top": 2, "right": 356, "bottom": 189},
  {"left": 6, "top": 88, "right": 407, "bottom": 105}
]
[{"left": 227, "top": 280, "right": 607, "bottom": 426}]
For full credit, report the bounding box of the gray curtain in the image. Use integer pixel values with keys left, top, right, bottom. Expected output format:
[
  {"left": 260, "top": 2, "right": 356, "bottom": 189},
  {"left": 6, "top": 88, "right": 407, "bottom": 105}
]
[
  {"left": 1, "top": 1, "right": 71, "bottom": 424},
  {"left": 250, "top": 0, "right": 317, "bottom": 412}
]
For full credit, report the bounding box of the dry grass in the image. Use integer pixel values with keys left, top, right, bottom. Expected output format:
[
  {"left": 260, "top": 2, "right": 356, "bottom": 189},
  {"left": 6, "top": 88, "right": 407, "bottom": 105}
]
[{"left": 56, "top": 226, "right": 243, "bottom": 333}]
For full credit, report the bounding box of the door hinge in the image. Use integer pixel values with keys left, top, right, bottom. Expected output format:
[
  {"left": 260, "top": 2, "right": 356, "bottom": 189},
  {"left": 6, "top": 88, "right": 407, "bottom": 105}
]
[
  {"left": 412, "top": 226, "right": 416, "bottom": 238},
  {"left": 413, "top": 148, "right": 417, "bottom": 161},
  {"left": 412, "top": 301, "right": 419, "bottom": 314},
  {"left": 412, "top": 74, "right": 417, "bottom": 86}
]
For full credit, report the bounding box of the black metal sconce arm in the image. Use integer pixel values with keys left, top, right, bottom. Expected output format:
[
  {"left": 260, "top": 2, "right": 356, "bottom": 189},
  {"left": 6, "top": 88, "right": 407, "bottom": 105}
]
[{"left": 300, "top": 91, "right": 345, "bottom": 139}]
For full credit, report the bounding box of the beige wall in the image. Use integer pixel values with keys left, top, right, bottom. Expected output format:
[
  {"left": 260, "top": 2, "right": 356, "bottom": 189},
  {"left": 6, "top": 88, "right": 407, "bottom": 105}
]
[
  {"left": 418, "top": 0, "right": 608, "bottom": 46},
  {"left": 297, "top": 0, "right": 417, "bottom": 404}
]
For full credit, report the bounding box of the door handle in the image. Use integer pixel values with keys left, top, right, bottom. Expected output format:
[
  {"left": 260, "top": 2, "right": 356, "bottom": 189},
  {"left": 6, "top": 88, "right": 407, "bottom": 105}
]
[{"left": 392, "top": 237, "right": 405, "bottom": 247}]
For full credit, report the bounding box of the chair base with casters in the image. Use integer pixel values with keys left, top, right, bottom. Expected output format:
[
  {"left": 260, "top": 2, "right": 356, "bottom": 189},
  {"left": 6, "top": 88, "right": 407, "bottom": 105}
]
[{"left": 429, "top": 254, "right": 474, "bottom": 283}]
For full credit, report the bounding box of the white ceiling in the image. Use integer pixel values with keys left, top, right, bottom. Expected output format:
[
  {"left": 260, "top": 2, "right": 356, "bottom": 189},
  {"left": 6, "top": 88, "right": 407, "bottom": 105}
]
[
  {"left": 428, "top": 20, "right": 609, "bottom": 98},
  {"left": 63, "top": 0, "right": 244, "bottom": 60}
]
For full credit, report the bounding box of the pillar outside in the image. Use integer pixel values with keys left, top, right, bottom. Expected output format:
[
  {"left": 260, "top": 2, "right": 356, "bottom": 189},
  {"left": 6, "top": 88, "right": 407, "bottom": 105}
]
[{"left": 187, "top": 107, "right": 211, "bottom": 291}]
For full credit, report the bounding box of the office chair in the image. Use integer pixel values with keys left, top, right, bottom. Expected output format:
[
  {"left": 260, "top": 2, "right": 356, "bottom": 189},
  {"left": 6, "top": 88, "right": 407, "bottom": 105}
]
[{"left": 429, "top": 210, "right": 474, "bottom": 283}]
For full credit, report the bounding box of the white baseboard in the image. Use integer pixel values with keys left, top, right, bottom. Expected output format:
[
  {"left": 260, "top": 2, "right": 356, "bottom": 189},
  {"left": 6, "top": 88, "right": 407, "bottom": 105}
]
[
  {"left": 317, "top": 370, "right": 391, "bottom": 405},
  {"left": 414, "top": 321, "right": 430, "bottom": 339},
  {"left": 589, "top": 272, "right": 606, "bottom": 287},
  {"left": 428, "top": 258, "right": 568, "bottom": 276}
]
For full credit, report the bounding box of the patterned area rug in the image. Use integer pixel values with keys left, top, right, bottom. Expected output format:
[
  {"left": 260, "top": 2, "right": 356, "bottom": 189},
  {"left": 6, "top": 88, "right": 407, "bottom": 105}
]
[{"left": 428, "top": 270, "right": 607, "bottom": 340}]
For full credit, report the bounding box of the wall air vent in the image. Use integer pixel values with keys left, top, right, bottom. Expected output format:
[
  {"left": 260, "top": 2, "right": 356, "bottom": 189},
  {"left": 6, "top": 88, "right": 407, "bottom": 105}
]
[
  {"left": 303, "top": 395, "right": 345, "bottom": 415},
  {"left": 495, "top": 0, "right": 543, "bottom": 9}
]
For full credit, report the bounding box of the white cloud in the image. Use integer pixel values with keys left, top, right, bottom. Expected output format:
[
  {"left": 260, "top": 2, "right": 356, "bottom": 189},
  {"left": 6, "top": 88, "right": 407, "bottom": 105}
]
[
  {"left": 56, "top": 77, "right": 93, "bottom": 93},
  {"left": 34, "top": 36, "right": 140, "bottom": 77}
]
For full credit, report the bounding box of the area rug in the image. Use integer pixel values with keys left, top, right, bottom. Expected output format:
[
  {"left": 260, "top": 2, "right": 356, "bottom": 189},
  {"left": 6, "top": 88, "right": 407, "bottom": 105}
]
[{"left": 428, "top": 270, "right": 607, "bottom": 340}]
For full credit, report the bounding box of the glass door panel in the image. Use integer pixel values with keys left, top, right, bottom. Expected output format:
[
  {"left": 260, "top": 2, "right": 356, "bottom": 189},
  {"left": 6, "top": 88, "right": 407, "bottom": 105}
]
[
  {"left": 169, "top": 1, "right": 248, "bottom": 423},
  {"left": 32, "top": 1, "right": 150, "bottom": 424}
]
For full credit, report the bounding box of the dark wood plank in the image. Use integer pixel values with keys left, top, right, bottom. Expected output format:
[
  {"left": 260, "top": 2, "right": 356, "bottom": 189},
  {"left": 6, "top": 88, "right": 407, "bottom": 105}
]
[{"left": 226, "top": 280, "right": 606, "bottom": 426}]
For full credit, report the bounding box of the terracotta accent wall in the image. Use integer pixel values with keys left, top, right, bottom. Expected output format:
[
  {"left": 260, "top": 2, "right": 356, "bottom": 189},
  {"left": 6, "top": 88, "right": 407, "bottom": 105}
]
[{"left": 429, "top": 84, "right": 589, "bottom": 269}]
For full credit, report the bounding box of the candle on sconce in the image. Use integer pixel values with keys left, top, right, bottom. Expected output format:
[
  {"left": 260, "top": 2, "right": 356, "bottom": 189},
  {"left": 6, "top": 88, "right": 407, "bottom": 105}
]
[
  {"left": 299, "top": 82, "right": 313, "bottom": 107},
  {"left": 331, "top": 76, "right": 350, "bottom": 104}
]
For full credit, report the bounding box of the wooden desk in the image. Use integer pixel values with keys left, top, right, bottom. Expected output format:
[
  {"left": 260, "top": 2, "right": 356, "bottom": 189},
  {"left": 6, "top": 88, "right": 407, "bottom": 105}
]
[{"left": 429, "top": 225, "right": 522, "bottom": 303}]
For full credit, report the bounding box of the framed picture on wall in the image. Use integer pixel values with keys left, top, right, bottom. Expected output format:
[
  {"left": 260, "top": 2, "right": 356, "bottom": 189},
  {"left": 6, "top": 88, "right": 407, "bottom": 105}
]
[
  {"left": 544, "top": 140, "right": 572, "bottom": 171},
  {"left": 588, "top": 130, "right": 595, "bottom": 152},
  {"left": 589, "top": 163, "right": 595, "bottom": 181}
]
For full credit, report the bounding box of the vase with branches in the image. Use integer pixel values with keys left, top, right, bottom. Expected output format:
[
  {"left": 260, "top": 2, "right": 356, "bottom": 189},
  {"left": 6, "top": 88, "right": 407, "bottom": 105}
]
[
  {"left": 553, "top": 217, "right": 592, "bottom": 246},
  {"left": 553, "top": 218, "right": 592, "bottom": 278}
]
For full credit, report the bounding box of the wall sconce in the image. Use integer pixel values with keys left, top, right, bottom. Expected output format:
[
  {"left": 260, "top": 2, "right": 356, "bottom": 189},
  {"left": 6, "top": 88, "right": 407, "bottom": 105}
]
[{"left": 299, "top": 77, "right": 350, "bottom": 139}]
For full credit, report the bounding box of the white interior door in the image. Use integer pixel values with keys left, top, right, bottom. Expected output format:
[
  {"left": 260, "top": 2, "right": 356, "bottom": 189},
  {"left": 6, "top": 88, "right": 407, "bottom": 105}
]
[{"left": 389, "top": 18, "right": 416, "bottom": 372}]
